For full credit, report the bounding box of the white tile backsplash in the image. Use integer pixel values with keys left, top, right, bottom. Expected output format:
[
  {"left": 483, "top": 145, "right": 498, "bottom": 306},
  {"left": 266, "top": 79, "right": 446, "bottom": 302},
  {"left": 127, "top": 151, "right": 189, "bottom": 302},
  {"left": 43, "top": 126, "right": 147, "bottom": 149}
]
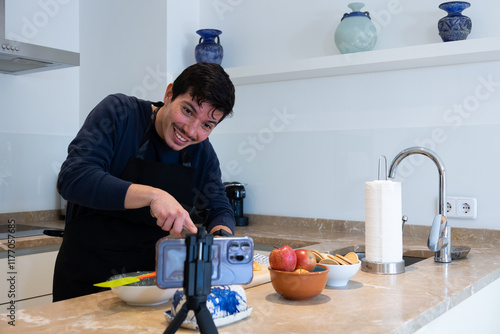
[{"left": 0, "top": 133, "right": 72, "bottom": 213}]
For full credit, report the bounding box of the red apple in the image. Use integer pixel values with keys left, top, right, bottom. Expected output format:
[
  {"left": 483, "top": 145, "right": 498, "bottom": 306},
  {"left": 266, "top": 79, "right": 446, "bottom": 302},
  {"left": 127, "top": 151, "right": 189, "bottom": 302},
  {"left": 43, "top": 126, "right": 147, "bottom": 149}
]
[
  {"left": 269, "top": 245, "right": 297, "bottom": 272},
  {"left": 294, "top": 249, "right": 316, "bottom": 272}
]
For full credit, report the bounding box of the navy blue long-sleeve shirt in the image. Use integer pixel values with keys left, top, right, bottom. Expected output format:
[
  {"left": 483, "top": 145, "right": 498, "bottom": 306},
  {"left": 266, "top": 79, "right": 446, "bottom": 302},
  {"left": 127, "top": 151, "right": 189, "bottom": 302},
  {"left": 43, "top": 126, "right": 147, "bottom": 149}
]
[{"left": 57, "top": 94, "right": 235, "bottom": 234}]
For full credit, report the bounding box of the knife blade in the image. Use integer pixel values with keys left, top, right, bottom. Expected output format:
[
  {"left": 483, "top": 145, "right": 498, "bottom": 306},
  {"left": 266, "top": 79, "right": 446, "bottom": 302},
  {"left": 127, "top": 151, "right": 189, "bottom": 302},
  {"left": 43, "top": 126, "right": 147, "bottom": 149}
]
[{"left": 94, "top": 272, "right": 156, "bottom": 288}]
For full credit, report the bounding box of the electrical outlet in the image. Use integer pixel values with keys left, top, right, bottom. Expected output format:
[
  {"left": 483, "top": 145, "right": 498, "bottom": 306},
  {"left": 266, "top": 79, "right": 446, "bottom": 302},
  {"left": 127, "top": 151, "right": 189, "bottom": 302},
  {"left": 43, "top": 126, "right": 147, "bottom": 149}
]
[
  {"left": 446, "top": 198, "right": 456, "bottom": 216},
  {"left": 447, "top": 196, "right": 477, "bottom": 219}
]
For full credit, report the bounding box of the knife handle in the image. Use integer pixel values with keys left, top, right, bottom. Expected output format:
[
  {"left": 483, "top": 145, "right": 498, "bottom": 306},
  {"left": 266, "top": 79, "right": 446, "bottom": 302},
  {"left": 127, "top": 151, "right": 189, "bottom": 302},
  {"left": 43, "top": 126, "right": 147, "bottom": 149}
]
[
  {"left": 43, "top": 229, "right": 64, "bottom": 237},
  {"left": 137, "top": 272, "right": 156, "bottom": 279}
]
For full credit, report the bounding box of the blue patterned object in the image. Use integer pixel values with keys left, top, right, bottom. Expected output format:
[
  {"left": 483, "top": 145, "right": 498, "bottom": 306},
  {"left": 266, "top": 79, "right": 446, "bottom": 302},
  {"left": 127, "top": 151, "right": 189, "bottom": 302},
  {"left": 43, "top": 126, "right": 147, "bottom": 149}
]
[
  {"left": 334, "top": 2, "right": 377, "bottom": 54},
  {"left": 438, "top": 2, "right": 472, "bottom": 42},
  {"left": 171, "top": 285, "right": 247, "bottom": 324},
  {"left": 195, "top": 29, "right": 224, "bottom": 65}
]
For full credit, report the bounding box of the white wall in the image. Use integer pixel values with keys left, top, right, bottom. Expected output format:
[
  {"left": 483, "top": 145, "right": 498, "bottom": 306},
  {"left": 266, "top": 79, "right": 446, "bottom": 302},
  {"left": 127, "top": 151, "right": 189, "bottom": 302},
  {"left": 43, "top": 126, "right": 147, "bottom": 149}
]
[
  {"left": 2, "top": 0, "right": 500, "bottom": 232},
  {"left": 79, "top": 0, "right": 168, "bottom": 124},
  {"left": 199, "top": 0, "right": 500, "bottom": 67},
  {"left": 166, "top": 1, "right": 199, "bottom": 77},
  {"left": 198, "top": 0, "right": 500, "bottom": 230},
  {"left": 0, "top": 0, "right": 170, "bottom": 214},
  {"left": 0, "top": 0, "right": 79, "bottom": 213}
]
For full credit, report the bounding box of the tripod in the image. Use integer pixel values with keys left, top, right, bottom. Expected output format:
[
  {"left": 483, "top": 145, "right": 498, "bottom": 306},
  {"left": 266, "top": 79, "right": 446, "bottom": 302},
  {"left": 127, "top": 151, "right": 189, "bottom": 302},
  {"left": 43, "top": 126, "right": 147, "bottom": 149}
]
[{"left": 164, "top": 229, "right": 218, "bottom": 334}]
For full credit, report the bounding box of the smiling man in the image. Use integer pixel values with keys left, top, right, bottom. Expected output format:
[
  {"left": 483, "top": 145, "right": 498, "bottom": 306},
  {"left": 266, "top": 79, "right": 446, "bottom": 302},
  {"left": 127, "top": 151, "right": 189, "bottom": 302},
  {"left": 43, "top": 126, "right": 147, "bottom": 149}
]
[{"left": 53, "top": 63, "right": 236, "bottom": 301}]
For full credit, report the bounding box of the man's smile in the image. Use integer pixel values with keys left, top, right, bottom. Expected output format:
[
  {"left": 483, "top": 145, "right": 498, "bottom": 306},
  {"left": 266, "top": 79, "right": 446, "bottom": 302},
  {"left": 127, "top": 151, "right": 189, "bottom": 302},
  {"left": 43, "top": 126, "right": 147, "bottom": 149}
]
[{"left": 173, "top": 127, "right": 189, "bottom": 144}]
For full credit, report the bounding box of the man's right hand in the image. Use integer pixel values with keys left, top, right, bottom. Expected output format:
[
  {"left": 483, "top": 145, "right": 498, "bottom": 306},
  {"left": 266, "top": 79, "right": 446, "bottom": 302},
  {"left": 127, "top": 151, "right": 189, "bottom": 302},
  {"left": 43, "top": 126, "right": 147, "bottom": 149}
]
[{"left": 124, "top": 184, "right": 198, "bottom": 236}]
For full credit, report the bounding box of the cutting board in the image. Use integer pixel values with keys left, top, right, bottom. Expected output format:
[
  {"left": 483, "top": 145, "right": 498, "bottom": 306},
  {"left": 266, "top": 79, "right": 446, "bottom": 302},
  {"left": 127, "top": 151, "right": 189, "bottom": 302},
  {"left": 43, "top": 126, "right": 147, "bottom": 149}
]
[{"left": 243, "top": 266, "right": 270, "bottom": 289}]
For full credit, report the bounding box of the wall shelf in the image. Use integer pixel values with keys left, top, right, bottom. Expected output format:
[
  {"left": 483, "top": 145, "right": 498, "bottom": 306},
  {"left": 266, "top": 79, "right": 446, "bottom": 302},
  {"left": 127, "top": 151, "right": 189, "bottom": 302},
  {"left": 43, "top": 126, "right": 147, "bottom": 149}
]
[{"left": 225, "top": 37, "right": 500, "bottom": 86}]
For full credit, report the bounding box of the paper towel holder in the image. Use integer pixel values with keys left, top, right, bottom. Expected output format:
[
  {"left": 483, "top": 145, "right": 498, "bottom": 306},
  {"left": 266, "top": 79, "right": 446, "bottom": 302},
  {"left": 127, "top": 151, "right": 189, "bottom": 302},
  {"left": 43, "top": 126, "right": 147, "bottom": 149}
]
[
  {"left": 361, "top": 258, "right": 405, "bottom": 275},
  {"left": 361, "top": 215, "right": 406, "bottom": 275},
  {"left": 378, "top": 155, "right": 388, "bottom": 181}
]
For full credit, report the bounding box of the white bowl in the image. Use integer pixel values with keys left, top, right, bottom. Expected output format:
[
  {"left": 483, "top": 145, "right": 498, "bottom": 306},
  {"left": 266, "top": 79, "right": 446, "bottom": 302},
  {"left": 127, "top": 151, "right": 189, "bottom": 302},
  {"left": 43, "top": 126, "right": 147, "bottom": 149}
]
[
  {"left": 109, "top": 271, "right": 176, "bottom": 306},
  {"left": 323, "top": 262, "right": 361, "bottom": 287}
]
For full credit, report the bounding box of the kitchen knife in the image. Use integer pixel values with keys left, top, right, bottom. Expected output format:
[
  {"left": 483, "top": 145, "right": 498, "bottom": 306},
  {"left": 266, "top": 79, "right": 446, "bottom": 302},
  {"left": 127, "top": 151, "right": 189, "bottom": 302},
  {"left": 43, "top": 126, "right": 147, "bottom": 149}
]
[{"left": 94, "top": 272, "right": 156, "bottom": 288}]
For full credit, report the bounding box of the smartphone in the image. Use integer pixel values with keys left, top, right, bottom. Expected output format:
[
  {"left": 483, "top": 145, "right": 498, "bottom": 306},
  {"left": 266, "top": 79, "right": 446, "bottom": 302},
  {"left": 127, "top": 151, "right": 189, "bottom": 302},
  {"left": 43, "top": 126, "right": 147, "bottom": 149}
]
[{"left": 155, "top": 236, "right": 254, "bottom": 289}]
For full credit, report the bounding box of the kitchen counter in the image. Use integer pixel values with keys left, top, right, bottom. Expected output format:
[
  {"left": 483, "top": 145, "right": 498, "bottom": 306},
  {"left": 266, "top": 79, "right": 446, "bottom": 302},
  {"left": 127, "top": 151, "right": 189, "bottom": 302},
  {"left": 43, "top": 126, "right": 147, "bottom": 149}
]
[
  {"left": 2, "top": 214, "right": 500, "bottom": 333},
  {"left": 0, "top": 210, "right": 64, "bottom": 253},
  {"left": 0, "top": 223, "right": 63, "bottom": 254}
]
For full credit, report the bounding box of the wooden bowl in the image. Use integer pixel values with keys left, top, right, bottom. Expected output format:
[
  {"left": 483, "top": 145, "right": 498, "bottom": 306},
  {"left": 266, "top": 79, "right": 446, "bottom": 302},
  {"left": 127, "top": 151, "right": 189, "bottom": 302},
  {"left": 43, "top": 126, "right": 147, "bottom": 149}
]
[{"left": 268, "top": 264, "right": 329, "bottom": 301}]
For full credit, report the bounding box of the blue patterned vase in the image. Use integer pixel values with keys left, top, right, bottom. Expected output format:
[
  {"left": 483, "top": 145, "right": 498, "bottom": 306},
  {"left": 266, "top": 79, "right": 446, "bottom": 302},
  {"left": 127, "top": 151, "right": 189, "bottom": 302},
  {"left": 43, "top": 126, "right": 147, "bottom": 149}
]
[
  {"left": 334, "top": 2, "right": 377, "bottom": 54},
  {"left": 195, "top": 29, "right": 223, "bottom": 65},
  {"left": 438, "top": 2, "right": 472, "bottom": 42}
]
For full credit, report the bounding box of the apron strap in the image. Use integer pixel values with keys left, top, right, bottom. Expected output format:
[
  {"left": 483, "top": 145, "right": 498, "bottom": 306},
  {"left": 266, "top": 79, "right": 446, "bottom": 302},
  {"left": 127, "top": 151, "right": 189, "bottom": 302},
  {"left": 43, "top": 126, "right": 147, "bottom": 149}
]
[{"left": 136, "top": 104, "right": 162, "bottom": 160}]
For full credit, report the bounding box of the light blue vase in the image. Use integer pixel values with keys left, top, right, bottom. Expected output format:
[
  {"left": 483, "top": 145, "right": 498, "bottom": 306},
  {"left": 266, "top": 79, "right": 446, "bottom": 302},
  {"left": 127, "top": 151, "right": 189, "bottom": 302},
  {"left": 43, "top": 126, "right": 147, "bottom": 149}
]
[{"left": 334, "top": 2, "right": 378, "bottom": 54}]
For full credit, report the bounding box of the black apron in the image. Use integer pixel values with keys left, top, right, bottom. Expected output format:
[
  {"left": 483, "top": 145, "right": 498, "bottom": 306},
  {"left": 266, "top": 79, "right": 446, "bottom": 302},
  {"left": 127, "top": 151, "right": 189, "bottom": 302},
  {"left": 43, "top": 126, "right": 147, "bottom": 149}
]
[{"left": 53, "top": 106, "right": 196, "bottom": 302}]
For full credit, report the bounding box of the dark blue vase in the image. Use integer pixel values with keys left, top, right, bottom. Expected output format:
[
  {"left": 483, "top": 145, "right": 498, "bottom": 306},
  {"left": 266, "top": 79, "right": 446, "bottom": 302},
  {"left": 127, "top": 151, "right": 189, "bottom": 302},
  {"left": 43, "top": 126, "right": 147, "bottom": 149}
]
[
  {"left": 195, "top": 29, "right": 223, "bottom": 65},
  {"left": 438, "top": 2, "right": 472, "bottom": 42}
]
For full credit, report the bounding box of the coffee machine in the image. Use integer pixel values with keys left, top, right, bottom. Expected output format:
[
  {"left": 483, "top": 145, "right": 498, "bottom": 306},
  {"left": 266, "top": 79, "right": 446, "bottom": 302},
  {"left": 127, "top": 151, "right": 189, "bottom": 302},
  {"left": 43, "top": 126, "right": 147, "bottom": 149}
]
[{"left": 223, "top": 182, "right": 249, "bottom": 226}]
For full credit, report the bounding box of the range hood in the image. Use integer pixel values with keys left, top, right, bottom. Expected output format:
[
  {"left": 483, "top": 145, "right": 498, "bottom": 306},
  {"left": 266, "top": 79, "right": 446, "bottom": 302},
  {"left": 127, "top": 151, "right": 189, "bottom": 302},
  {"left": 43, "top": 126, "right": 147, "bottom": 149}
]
[{"left": 0, "top": 0, "right": 79, "bottom": 75}]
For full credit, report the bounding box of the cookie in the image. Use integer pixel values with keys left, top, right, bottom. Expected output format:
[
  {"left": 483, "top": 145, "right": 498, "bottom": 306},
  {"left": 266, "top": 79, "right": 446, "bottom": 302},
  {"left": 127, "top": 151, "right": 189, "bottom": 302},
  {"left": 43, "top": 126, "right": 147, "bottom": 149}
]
[
  {"left": 319, "top": 258, "right": 339, "bottom": 265},
  {"left": 344, "top": 252, "right": 359, "bottom": 264},
  {"left": 326, "top": 254, "right": 337, "bottom": 261},
  {"left": 334, "top": 254, "right": 353, "bottom": 265},
  {"left": 310, "top": 250, "right": 327, "bottom": 262}
]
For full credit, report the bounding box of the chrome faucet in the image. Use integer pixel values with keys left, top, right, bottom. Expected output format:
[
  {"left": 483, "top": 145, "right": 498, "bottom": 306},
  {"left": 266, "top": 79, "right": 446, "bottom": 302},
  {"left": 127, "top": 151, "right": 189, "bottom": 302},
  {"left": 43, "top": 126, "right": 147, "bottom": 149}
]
[{"left": 388, "top": 147, "right": 451, "bottom": 263}]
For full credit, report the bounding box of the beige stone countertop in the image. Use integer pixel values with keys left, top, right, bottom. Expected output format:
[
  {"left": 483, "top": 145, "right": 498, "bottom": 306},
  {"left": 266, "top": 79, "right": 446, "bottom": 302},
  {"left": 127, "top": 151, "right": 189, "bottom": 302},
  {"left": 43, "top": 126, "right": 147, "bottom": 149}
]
[
  {"left": 3, "top": 214, "right": 500, "bottom": 333},
  {"left": 0, "top": 217, "right": 64, "bottom": 253}
]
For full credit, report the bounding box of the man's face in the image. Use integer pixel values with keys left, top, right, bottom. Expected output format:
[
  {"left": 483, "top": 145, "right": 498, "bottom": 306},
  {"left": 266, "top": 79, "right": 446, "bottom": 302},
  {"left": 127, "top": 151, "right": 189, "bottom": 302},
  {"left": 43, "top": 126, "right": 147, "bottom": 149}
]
[{"left": 156, "top": 85, "right": 224, "bottom": 151}]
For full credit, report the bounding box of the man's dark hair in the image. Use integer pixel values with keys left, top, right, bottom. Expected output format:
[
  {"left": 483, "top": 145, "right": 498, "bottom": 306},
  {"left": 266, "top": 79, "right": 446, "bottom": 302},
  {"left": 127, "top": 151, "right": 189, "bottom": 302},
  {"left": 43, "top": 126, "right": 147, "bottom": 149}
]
[{"left": 172, "top": 63, "right": 235, "bottom": 123}]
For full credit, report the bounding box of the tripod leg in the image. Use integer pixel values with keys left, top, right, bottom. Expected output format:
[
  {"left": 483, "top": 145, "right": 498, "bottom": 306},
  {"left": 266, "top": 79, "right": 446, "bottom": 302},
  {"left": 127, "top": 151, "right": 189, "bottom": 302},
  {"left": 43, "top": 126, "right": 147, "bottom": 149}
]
[
  {"left": 195, "top": 303, "right": 218, "bottom": 334},
  {"left": 164, "top": 303, "right": 189, "bottom": 334}
]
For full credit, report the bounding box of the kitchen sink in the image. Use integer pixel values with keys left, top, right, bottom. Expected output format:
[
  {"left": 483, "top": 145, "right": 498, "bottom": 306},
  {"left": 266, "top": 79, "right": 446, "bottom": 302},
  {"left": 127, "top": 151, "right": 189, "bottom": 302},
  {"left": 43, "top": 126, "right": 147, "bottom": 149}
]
[
  {"left": 327, "top": 245, "right": 433, "bottom": 267},
  {"left": 253, "top": 243, "right": 436, "bottom": 268},
  {"left": 356, "top": 252, "right": 429, "bottom": 266}
]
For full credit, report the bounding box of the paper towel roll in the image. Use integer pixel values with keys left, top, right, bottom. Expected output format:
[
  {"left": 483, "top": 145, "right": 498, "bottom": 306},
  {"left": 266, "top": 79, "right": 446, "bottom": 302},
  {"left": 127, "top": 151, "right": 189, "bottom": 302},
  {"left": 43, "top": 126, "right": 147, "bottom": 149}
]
[{"left": 365, "top": 180, "right": 403, "bottom": 263}]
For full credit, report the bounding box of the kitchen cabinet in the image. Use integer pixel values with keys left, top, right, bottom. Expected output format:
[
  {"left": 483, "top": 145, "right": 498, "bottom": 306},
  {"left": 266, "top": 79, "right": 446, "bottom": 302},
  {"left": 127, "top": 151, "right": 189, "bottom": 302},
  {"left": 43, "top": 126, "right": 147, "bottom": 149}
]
[
  {"left": 0, "top": 247, "right": 58, "bottom": 310},
  {"left": 225, "top": 37, "right": 500, "bottom": 85},
  {"left": 414, "top": 275, "right": 500, "bottom": 333}
]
